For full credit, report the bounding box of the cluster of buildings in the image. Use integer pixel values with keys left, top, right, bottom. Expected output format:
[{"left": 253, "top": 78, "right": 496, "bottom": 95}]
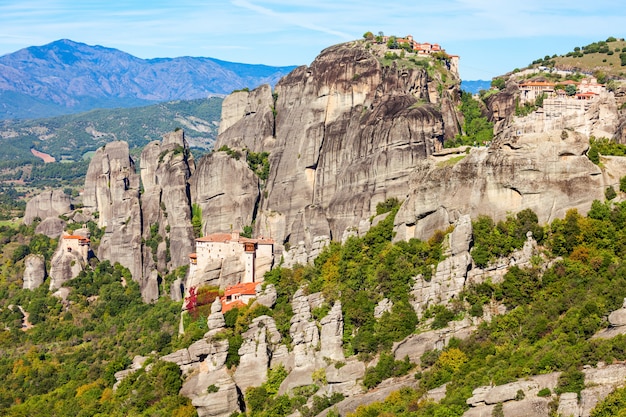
[
  {"left": 188, "top": 231, "right": 274, "bottom": 312},
  {"left": 518, "top": 77, "right": 607, "bottom": 104},
  {"left": 381, "top": 35, "right": 446, "bottom": 55},
  {"left": 378, "top": 34, "right": 459, "bottom": 76}
]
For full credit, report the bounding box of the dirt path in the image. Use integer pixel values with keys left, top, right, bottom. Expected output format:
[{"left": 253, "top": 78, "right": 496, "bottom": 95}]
[
  {"left": 30, "top": 148, "right": 56, "bottom": 163},
  {"left": 17, "top": 305, "right": 33, "bottom": 331}
]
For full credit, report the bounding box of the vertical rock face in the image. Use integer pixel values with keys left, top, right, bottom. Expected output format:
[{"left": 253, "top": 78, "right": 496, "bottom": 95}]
[
  {"left": 410, "top": 215, "right": 473, "bottom": 317},
  {"left": 23, "top": 254, "right": 46, "bottom": 290},
  {"left": 49, "top": 244, "right": 85, "bottom": 290},
  {"left": 216, "top": 41, "right": 460, "bottom": 252},
  {"left": 394, "top": 130, "right": 621, "bottom": 242},
  {"left": 140, "top": 130, "right": 195, "bottom": 279},
  {"left": 83, "top": 141, "right": 143, "bottom": 283},
  {"left": 233, "top": 315, "right": 283, "bottom": 391},
  {"left": 23, "top": 189, "right": 71, "bottom": 225},
  {"left": 319, "top": 301, "right": 344, "bottom": 362},
  {"left": 190, "top": 152, "right": 259, "bottom": 236}
]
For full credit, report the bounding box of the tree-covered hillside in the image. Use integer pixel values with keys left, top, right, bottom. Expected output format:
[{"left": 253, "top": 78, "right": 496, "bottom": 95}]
[
  {"left": 4, "top": 194, "right": 626, "bottom": 415},
  {"left": 529, "top": 36, "right": 626, "bottom": 79},
  {"left": 0, "top": 97, "right": 223, "bottom": 164}
]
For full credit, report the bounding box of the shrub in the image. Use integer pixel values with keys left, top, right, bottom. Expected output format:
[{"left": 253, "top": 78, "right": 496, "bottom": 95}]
[
  {"left": 363, "top": 353, "right": 413, "bottom": 389},
  {"left": 605, "top": 186, "right": 617, "bottom": 201},
  {"left": 620, "top": 176, "right": 626, "bottom": 193},
  {"left": 537, "top": 387, "right": 551, "bottom": 397}
]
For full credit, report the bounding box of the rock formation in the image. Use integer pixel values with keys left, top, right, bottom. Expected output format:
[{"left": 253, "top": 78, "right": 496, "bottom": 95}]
[
  {"left": 190, "top": 151, "right": 259, "bottom": 237},
  {"left": 48, "top": 229, "right": 90, "bottom": 290},
  {"left": 23, "top": 189, "right": 71, "bottom": 225},
  {"left": 163, "top": 299, "right": 243, "bottom": 417},
  {"left": 395, "top": 129, "right": 626, "bottom": 241},
  {"left": 410, "top": 215, "right": 472, "bottom": 316},
  {"left": 233, "top": 315, "right": 283, "bottom": 391},
  {"left": 216, "top": 41, "right": 462, "bottom": 254},
  {"left": 140, "top": 130, "right": 195, "bottom": 290},
  {"left": 464, "top": 363, "right": 626, "bottom": 417},
  {"left": 22, "top": 254, "right": 46, "bottom": 290},
  {"left": 83, "top": 141, "right": 143, "bottom": 283},
  {"left": 34, "top": 217, "right": 66, "bottom": 238},
  {"left": 594, "top": 298, "right": 626, "bottom": 339}
]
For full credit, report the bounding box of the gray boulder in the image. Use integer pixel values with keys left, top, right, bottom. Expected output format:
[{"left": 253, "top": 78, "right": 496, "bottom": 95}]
[
  {"left": 24, "top": 189, "right": 71, "bottom": 225},
  {"left": 23, "top": 254, "right": 46, "bottom": 290}
]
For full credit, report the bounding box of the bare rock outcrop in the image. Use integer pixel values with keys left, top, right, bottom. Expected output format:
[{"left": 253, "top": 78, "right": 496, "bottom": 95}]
[
  {"left": 319, "top": 301, "right": 344, "bottom": 362},
  {"left": 35, "top": 217, "right": 66, "bottom": 238},
  {"left": 24, "top": 189, "right": 71, "bottom": 225},
  {"left": 83, "top": 141, "right": 143, "bottom": 284},
  {"left": 22, "top": 254, "right": 46, "bottom": 290},
  {"left": 595, "top": 299, "right": 626, "bottom": 339},
  {"left": 190, "top": 151, "right": 259, "bottom": 237},
  {"left": 463, "top": 363, "right": 626, "bottom": 417},
  {"left": 233, "top": 315, "right": 283, "bottom": 391},
  {"left": 410, "top": 215, "right": 473, "bottom": 317},
  {"left": 140, "top": 130, "right": 195, "bottom": 281},
  {"left": 395, "top": 130, "right": 621, "bottom": 241},
  {"left": 217, "top": 41, "right": 462, "bottom": 254}
]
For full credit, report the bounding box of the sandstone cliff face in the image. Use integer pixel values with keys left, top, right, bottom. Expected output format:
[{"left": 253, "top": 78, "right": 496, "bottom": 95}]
[
  {"left": 216, "top": 41, "right": 461, "bottom": 252},
  {"left": 23, "top": 189, "right": 71, "bottom": 225},
  {"left": 83, "top": 141, "right": 143, "bottom": 284},
  {"left": 140, "top": 130, "right": 195, "bottom": 285},
  {"left": 394, "top": 130, "right": 626, "bottom": 241},
  {"left": 190, "top": 152, "right": 259, "bottom": 236},
  {"left": 22, "top": 254, "right": 46, "bottom": 290}
]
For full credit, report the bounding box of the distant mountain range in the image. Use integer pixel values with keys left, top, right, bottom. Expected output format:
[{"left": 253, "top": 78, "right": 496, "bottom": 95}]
[
  {"left": 0, "top": 39, "right": 297, "bottom": 120},
  {"left": 0, "top": 97, "right": 223, "bottom": 164}
]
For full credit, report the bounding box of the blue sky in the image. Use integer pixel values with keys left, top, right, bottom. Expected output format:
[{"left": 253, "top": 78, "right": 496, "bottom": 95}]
[{"left": 0, "top": 0, "right": 624, "bottom": 80}]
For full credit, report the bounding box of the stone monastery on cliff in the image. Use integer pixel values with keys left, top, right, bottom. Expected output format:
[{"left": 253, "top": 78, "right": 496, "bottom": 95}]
[{"left": 188, "top": 231, "right": 274, "bottom": 311}]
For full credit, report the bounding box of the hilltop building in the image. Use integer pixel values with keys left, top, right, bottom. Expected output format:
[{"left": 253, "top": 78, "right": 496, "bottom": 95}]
[
  {"left": 188, "top": 231, "right": 274, "bottom": 311},
  {"left": 189, "top": 231, "right": 274, "bottom": 283},
  {"left": 220, "top": 282, "right": 258, "bottom": 313},
  {"left": 379, "top": 34, "right": 459, "bottom": 74},
  {"left": 518, "top": 77, "right": 607, "bottom": 104},
  {"left": 60, "top": 233, "right": 91, "bottom": 263}
]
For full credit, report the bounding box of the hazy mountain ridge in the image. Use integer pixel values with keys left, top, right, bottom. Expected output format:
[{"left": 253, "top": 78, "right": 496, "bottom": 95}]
[
  {"left": 0, "top": 39, "right": 296, "bottom": 120},
  {"left": 0, "top": 97, "right": 223, "bottom": 163}
]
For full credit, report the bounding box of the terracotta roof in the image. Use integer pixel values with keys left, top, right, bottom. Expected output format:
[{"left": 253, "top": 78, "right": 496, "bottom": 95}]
[
  {"left": 64, "top": 235, "right": 90, "bottom": 242},
  {"left": 196, "top": 233, "right": 274, "bottom": 245},
  {"left": 221, "top": 299, "right": 246, "bottom": 313},
  {"left": 189, "top": 253, "right": 197, "bottom": 259},
  {"left": 196, "top": 233, "right": 235, "bottom": 243},
  {"left": 519, "top": 81, "right": 555, "bottom": 87},
  {"left": 223, "top": 282, "right": 258, "bottom": 297}
]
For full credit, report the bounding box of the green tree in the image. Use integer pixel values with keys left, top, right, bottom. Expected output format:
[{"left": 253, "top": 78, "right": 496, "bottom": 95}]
[{"left": 565, "top": 84, "right": 577, "bottom": 96}]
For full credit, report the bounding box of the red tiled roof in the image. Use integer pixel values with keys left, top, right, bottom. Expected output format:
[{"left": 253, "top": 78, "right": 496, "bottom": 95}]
[
  {"left": 196, "top": 232, "right": 274, "bottom": 245},
  {"left": 519, "top": 81, "right": 555, "bottom": 87},
  {"left": 196, "top": 233, "right": 234, "bottom": 243},
  {"left": 223, "top": 282, "right": 258, "bottom": 297},
  {"left": 189, "top": 253, "right": 197, "bottom": 259},
  {"left": 221, "top": 299, "right": 246, "bottom": 313},
  {"left": 64, "top": 235, "right": 90, "bottom": 242}
]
